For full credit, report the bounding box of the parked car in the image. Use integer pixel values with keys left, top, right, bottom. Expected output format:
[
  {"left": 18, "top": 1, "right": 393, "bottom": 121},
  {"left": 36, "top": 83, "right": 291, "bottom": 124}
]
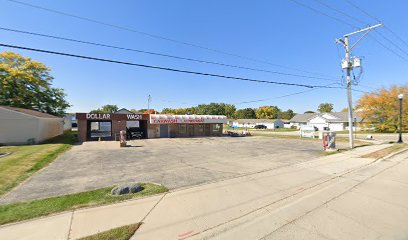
[{"left": 254, "top": 124, "right": 267, "bottom": 129}]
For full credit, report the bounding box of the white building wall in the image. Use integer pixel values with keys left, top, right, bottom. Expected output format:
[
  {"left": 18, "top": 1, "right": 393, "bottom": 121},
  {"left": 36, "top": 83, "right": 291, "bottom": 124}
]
[
  {"left": 232, "top": 121, "right": 256, "bottom": 128},
  {"left": 292, "top": 122, "right": 307, "bottom": 129},
  {"left": 0, "top": 108, "right": 63, "bottom": 145},
  {"left": 308, "top": 116, "right": 329, "bottom": 130},
  {"left": 328, "top": 123, "right": 344, "bottom": 131},
  {"left": 283, "top": 123, "right": 293, "bottom": 128},
  {"left": 0, "top": 108, "right": 39, "bottom": 145},
  {"left": 37, "top": 118, "right": 64, "bottom": 142},
  {"left": 263, "top": 123, "right": 275, "bottom": 129},
  {"left": 63, "top": 115, "right": 72, "bottom": 132}
]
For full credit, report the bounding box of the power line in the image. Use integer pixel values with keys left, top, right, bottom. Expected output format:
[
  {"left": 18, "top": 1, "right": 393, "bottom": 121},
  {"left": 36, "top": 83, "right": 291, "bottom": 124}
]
[
  {"left": 233, "top": 88, "right": 320, "bottom": 105},
  {"left": 343, "top": 0, "right": 408, "bottom": 59},
  {"left": 373, "top": 29, "right": 408, "bottom": 57},
  {"left": 154, "top": 84, "right": 370, "bottom": 107},
  {"left": 288, "top": 0, "right": 359, "bottom": 29},
  {"left": 232, "top": 83, "right": 369, "bottom": 105},
  {"left": 0, "top": 43, "right": 343, "bottom": 89},
  {"left": 4, "top": 0, "right": 335, "bottom": 79},
  {"left": 343, "top": 0, "right": 381, "bottom": 22},
  {"left": 0, "top": 26, "right": 339, "bottom": 82},
  {"left": 382, "top": 26, "right": 408, "bottom": 49},
  {"left": 313, "top": 0, "right": 366, "bottom": 26},
  {"left": 290, "top": 0, "right": 408, "bottom": 62},
  {"left": 369, "top": 32, "right": 408, "bottom": 62}
]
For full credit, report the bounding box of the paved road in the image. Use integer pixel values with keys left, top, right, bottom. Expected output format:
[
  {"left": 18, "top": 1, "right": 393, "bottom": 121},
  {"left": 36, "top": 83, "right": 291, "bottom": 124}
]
[{"left": 1, "top": 136, "right": 326, "bottom": 204}]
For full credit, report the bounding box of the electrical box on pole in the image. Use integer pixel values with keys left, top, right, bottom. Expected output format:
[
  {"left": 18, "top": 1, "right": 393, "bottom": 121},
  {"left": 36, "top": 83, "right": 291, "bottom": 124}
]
[
  {"left": 336, "top": 23, "right": 382, "bottom": 149},
  {"left": 352, "top": 57, "right": 361, "bottom": 68}
]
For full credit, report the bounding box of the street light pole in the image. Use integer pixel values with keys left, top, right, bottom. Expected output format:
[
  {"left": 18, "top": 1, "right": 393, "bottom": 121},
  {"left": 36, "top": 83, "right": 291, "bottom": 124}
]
[{"left": 398, "top": 94, "right": 404, "bottom": 143}]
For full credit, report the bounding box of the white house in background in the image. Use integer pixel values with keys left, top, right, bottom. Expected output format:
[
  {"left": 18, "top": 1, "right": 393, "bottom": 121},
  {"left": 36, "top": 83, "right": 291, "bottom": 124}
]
[
  {"left": 63, "top": 115, "right": 73, "bottom": 132},
  {"left": 231, "top": 119, "right": 286, "bottom": 129},
  {"left": 0, "top": 105, "right": 64, "bottom": 145},
  {"left": 281, "top": 119, "right": 293, "bottom": 128},
  {"left": 290, "top": 112, "right": 363, "bottom": 131}
]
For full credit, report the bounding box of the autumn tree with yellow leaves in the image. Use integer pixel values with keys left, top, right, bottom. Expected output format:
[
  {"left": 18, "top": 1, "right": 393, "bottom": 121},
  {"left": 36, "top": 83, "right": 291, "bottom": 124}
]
[
  {"left": 357, "top": 85, "right": 408, "bottom": 132},
  {"left": 0, "top": 51, "right": 70, "bottom": 116}
]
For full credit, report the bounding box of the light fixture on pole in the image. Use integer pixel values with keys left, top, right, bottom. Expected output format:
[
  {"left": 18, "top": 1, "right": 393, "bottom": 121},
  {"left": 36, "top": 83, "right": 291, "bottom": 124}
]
[{"left": 397, "top": 93, "right": 404, "bottom": 143}]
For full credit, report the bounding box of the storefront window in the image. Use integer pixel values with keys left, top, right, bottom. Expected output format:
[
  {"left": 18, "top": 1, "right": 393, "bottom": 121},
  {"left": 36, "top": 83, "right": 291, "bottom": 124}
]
[
  {"left": 90, "top": 121, "right": 112, "bottom": 138},
  {"left": 211, "top": 124, "right": 221, "bottom": 132},
  {"left": 198, "top": 124, "right": 204, "bottom": 133},
  {"left": 179, "top": 124, "right": 187, "bottom": 134}
]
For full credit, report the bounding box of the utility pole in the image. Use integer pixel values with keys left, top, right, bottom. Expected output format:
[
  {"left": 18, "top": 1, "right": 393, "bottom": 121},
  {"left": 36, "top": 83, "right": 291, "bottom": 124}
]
[{"left": 336, "top": 23, "right": 382, "bottom": 149}]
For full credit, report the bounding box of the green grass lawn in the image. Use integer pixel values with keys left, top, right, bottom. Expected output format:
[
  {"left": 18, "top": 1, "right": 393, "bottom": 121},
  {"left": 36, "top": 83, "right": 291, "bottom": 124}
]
[
  {"left": 0, "top": 183, "right": 168, "bottom": 225},
  {"left": 79, "top": 223, "right": 141, "bottom": 240},
  {"left": 0, "top": 131, "right": 76, "bottom": 196}
]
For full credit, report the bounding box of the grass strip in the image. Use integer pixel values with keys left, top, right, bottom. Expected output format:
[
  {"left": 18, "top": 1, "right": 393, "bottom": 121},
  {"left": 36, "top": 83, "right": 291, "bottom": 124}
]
[
  {"left": 79, "top": 223, "right": 141, "bottom": 240},
  {"left": 0, "top": 183, "right": 168, "bottom": 225},
  {"left": 0, "top": 131, "right": 76, "bottom": 196},
  {"left": 362, "top": 143, "right": 407, "bottom": 159}
]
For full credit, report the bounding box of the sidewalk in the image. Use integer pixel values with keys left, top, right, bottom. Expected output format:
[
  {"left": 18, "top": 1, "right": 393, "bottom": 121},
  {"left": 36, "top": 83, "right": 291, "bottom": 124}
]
[{"left": 0, "top": 144, "right": 404, "bottom": 240}]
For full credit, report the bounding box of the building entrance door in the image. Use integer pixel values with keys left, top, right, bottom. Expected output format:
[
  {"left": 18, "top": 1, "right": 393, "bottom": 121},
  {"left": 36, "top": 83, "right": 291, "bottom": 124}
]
[
  {"left": 188, "top": 124, "right": 194, "bottom": 137},
  {"left": 160, "top": 124, "right": 169, "bottom": 138}
]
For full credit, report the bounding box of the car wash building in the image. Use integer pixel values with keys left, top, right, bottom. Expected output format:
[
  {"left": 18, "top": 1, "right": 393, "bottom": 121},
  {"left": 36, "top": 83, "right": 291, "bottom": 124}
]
[
  {"left": 76, "top": 112, "right": 149, "bottom": 142},
  {"left": 148, "top": 114, "right": 228, "bottom": 138},
  {"left": 76, "top": 112, "right": 228, "bottom": 142}
]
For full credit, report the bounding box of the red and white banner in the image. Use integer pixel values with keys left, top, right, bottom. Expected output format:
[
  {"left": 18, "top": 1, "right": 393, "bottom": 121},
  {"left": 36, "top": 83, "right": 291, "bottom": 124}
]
[{"left": 150, "top": 114, "right": 228, "bottom": 124}]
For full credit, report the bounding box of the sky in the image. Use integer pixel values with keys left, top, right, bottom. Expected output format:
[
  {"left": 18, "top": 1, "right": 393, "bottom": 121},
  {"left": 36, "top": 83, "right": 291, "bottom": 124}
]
[{"left": 1, "top": 0, "right": 407, "bottom": 113}]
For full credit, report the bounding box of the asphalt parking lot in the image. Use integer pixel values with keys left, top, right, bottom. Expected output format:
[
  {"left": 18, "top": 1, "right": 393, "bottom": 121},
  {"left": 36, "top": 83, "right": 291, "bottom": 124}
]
[{"left": 1, "top": 136, "right": 325, "bottom": 204}]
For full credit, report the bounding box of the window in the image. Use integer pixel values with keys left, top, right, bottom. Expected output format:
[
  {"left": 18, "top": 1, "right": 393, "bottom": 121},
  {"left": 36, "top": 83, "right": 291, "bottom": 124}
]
[
  {"left": 179, "top": 124, "right": 187, "bottom": 134},
  {"left": 126, "top": 121, "right": 140, "bottom": 128},
  {"left": 211, "top": 124, "right": 221, "bottom": 132},
  {"left": 198, "top": 124, "right": 204, "bottom": 133},
  {"left": 90, "top": 121, "right": 112, "bottom": 138}
]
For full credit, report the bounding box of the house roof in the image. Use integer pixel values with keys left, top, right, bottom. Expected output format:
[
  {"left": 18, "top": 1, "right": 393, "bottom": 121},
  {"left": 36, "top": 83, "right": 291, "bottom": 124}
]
[
  {"left": 291, "top": 112, "right": 365, "bottom": 123},
  {"left": 114, "top": 108, "right": 134, "bottom": 114},
  {"left": 233, "top": 119, "right": 284, "bottom": 124},
  {"left": 0, "top": 106, "right": 60, "bottom": 119},
  {"left": 290, "top": 113, "right": 316, "bottom": 123}
]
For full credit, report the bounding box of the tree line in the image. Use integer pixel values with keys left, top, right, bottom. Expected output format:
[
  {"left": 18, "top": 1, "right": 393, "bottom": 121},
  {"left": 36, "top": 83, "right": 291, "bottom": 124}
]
[{"left": 161, "top": 104, "right": 297, "bottom": 119}]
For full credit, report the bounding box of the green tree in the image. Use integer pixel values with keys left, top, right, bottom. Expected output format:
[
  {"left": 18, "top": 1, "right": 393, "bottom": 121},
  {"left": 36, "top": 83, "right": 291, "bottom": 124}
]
[
  {"left": 222, "top": 103, "right": 236, "bottom": 119},
  {"left": 235, "top": 108, "right": 256, "bottom": 119},
  {"left": 317, "top": 103, "right": 334, "bottom": 113},
  {"left": 194, "top": 103, "right": 236, "bottom": 118},
  {"left": 90, "top": 104, "right": 119, "bottom": 113},
  {"left": 256, "top": 106, "right": 281, "bottom": 119},
  {"left": 0, "top": 51, "right": 70, "bottom": 116},
  {"left": 281, "top": 109, "right": 295, "bottom": 119},
  {"left": 161, "top": 107, "right": 195, "bottom": 115}
]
